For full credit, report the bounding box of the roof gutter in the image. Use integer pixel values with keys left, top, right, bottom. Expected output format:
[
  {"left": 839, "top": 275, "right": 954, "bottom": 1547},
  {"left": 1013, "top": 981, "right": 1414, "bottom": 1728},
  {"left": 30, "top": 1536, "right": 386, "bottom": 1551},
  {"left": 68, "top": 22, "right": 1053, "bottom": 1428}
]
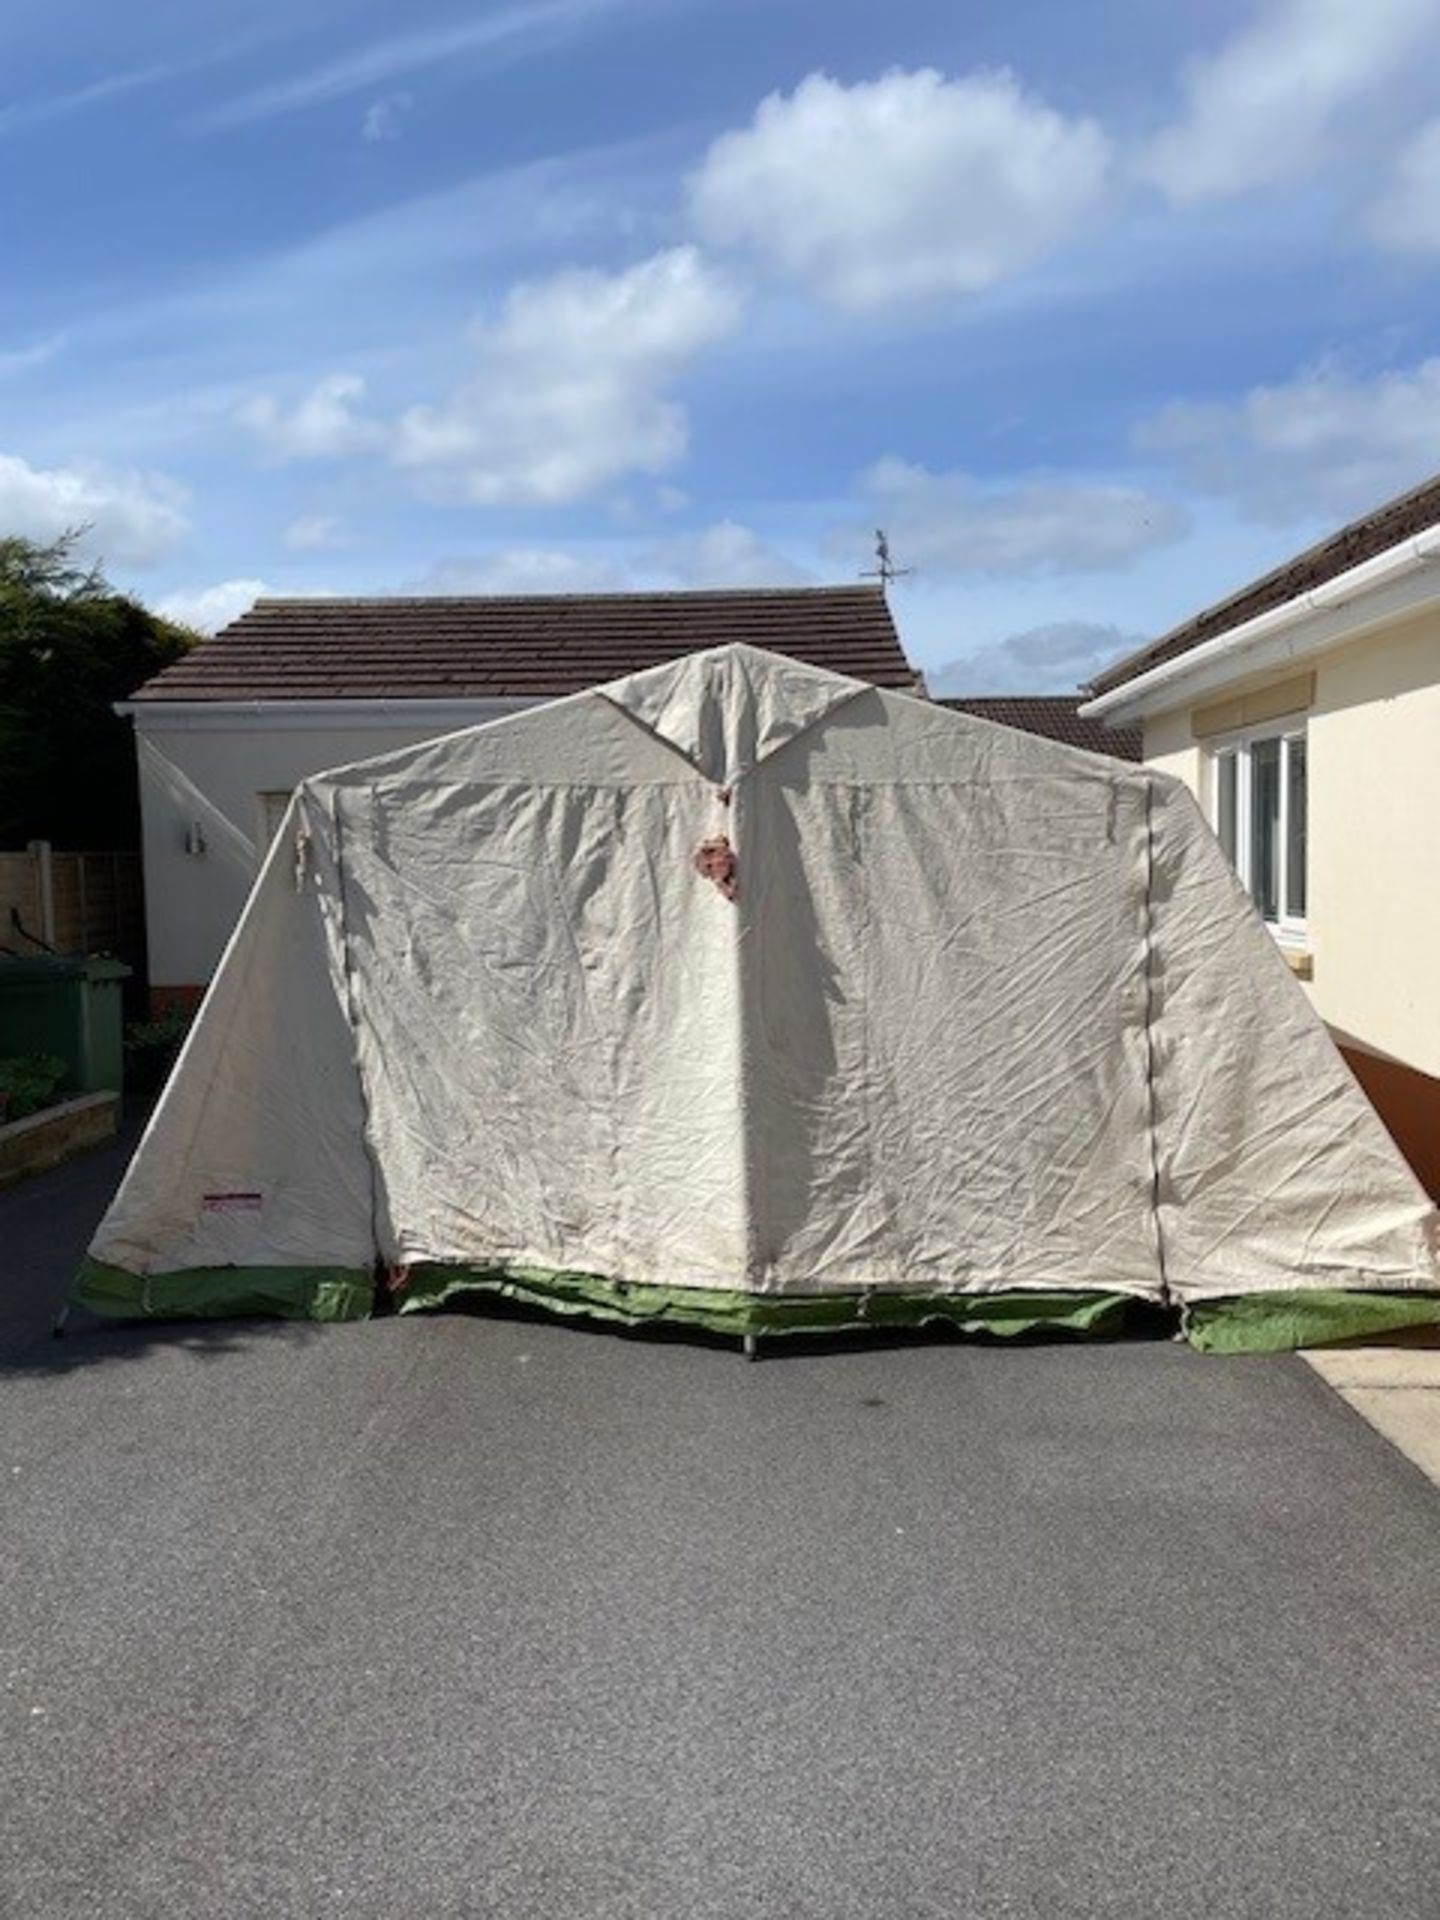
[{"left": 1080, "top": 526, "right": 1440, "bottom": 725}]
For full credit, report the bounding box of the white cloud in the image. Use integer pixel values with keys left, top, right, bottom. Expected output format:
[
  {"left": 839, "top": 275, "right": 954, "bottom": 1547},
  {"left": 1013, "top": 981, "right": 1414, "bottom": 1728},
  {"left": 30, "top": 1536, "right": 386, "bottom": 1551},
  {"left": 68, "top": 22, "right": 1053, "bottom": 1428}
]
[
  {"left": 283, "top": 512, "right": 349, "bottom": 551},
  {"left": 407, "top": 550, "right": 631, "bottom": 594},
  {"left": 1367, "top": 117, "right": 1440, "bottom": 252},
  {"left": 237, "top": 373, "right": 385, "bottom": 462},
  {"left": 0, "top": 452, "right": 187, "bottom": 565},
  {"left": 362, "top": 92, "right": 413, "bottom": 142},
  {"left": 846, "top": 457, "right": 1187, "bottom": 577},
  {"left": 154, "top": 578, "right": 270, "bottom": 634},
  {"left": 393, "top": 246, "right": 741, "bottom": 504},
  {"left": 1142, "top": 0, "right": 1434, "bottom": 203},
  {"left": 928, "top": 621, "right": 1139, "bottom": 695},
  {"left": 1136, "top": 355, "right": 1440, "bottom": 523},
  {"left": 640, "top": 520, "right": 811, "bottom": 587},
  {"left": 233, "top": 251, "right": 736, "bottom": 502},
  {"left": 403, "top": 522, "right": 807, "bottom": 594},
  {"left": 688, "top": 67, "right": 1111, "bottom": 311}
]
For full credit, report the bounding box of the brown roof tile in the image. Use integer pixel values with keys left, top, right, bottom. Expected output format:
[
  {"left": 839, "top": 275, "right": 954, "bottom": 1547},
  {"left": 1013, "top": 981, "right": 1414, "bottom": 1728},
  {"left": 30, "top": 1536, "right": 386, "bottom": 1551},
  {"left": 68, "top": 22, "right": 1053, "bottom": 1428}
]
[
  {"left": 134, "top": 586, "right": 916, "bottom": 701},
  {"left": 939, "top": 695, "right": 1142, "bottom": 761},
  {"left": 1089, "top": 469, "right": 1440, "bottom": 695}
]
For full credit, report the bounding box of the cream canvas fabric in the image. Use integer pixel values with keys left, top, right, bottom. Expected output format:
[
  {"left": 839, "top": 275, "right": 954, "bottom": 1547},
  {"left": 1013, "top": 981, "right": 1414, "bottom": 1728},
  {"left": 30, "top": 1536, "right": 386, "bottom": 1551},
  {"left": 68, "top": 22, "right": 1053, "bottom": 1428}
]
[{"left": 92, "top": 644, "right": 1439, "bottom": 1308}]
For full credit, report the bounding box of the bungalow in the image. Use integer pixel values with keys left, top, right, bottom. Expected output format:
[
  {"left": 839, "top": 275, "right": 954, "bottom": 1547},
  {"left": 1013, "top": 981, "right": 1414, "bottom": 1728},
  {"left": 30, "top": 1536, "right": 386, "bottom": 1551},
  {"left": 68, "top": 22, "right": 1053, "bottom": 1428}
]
[
  {"left": 123, "top": 585, "right": 918, "bottom": 1010},
  {"left": 1082, "top": 473, "right": 1440, "bottom": 1196}
]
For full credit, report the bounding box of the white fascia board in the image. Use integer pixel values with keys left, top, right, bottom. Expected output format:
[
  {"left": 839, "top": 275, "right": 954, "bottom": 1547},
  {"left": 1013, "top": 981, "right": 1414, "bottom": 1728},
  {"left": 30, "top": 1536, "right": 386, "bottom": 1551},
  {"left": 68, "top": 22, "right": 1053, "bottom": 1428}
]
[
  {"left": 117, "top": 696, "right": 540, "bottom": 731},
  {"left": 1081, "top": 527, "right": 1440, "bottom": 725}
]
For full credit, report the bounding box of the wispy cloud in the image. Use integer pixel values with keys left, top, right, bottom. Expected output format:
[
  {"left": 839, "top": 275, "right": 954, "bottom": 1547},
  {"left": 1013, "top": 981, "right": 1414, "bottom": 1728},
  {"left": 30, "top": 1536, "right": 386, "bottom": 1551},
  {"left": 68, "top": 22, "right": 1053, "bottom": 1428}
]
[
  {"left": 0, "top": 27, "right": 277, "bottom": 140},
  {"left": 0, "top": 61, "right": 178, "bottom": 137},
  {"left": 837, "top": 457, "right": 1187, "bottom": 578},
  {"left": 928, "top": 621, "right": 1140, "bottom": 696},
  {"left": 0, "top": 332, "right": 65, "bottom": 377},
  {"left": 283, "top": 512, "right": 349, "bottom": 551},
  {"left": 195, "top": 0, "right": 634, "bottom": 132},
  {"left": 1135, "top": 352, "right": 1440, "bottom": 524},
  {"left": 0, "top": 135, "right": 675, "bottom": 465},
  {"left": 362, "top": 91, "right": 413, "bottom": 143}
]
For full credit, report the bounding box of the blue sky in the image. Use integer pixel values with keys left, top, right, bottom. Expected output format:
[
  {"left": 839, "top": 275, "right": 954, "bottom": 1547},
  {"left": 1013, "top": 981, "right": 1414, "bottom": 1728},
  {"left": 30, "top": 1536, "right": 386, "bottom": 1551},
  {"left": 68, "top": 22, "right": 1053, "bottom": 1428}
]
[{"left": 3, "top": 0, "right": 1440, "bottom": 689}]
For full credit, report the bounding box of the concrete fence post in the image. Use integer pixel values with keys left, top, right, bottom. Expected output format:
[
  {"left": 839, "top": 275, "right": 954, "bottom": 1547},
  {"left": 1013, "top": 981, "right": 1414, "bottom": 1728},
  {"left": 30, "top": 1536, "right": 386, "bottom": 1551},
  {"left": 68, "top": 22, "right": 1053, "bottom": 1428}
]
[{"left": 25, "top": 840, "right": 56, "bottom": 949}]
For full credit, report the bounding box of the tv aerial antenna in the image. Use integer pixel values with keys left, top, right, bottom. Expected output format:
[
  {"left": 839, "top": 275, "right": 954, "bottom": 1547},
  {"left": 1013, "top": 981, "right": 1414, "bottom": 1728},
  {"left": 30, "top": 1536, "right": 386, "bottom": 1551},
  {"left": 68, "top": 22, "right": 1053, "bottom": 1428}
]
[{"left": 860, "top": 528, "right": 912, "bottom": 589}]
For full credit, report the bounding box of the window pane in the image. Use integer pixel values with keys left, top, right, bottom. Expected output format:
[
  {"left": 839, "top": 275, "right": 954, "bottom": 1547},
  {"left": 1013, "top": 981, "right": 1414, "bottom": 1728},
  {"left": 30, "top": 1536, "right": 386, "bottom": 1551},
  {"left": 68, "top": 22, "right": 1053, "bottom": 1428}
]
[
  {"left": 1249, "top": 736, "right": 1280, "bottom": 921},
  {"left": 1215, "top": 753, "right": 1238, "bottom": 864},
  {"left": 1285, "top": 735, "right": 1307, "bottom": 920}
]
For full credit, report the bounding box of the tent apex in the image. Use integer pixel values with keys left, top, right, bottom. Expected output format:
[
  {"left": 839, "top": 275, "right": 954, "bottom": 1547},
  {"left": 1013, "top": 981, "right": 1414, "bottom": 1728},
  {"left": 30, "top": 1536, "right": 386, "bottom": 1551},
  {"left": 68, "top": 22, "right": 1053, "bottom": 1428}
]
[{"left": 600, "top": 641, "right": 869, "bottom": 785}]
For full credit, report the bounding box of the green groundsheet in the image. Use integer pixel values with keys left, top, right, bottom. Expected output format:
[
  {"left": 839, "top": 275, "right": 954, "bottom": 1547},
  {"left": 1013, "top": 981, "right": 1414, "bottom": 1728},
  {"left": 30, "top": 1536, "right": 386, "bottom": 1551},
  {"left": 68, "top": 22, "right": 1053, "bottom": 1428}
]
[
  {"left": 71, "top": 1258, "right": 1440, "bottom": 1353},
  {"left": 74, "top": 1259, "right": 373, "bottom": 1324},
  {"left": 1185, "top": 1288, "right": 1440, "bottom": 1353},
  {"left": 394, "top": 1263, "right": 1132, "bottom": 1338}
]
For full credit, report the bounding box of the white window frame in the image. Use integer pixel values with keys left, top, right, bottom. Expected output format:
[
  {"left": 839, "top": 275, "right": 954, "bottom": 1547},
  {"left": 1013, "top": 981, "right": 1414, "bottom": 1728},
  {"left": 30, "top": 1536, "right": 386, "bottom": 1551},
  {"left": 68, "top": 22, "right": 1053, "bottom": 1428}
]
[{"left": 1207, "top": 720, "right": 1308, "bottom": 945}]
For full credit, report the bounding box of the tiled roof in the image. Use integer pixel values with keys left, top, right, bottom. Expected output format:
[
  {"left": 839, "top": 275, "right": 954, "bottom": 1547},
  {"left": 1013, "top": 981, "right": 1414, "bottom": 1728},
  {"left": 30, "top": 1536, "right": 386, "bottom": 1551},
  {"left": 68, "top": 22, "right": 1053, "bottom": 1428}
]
[
  {"left": 1088, "top": 469, "right": 1440, "bottom": 695},
  {"left": 133, "top": 586, "right": 916, "bottom": 701},
  {"left": 940, "top": 696, "right": 1142, "bottom": 762}
]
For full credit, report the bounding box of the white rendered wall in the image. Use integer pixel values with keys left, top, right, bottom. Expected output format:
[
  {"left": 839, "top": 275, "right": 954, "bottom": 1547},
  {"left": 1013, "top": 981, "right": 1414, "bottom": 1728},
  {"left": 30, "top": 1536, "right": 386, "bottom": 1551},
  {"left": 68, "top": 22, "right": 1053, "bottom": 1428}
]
[{"left": 135, "top": 705, "right": 529, "bottom": 988}]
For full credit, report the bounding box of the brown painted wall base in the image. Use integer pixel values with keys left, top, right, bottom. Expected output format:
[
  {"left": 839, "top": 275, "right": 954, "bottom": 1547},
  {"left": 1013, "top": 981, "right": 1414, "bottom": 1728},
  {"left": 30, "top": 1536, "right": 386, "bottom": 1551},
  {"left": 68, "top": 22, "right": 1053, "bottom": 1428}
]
[
  {"left": 1335, "top": 1036, "right": 1440, "bottom": 1200},
  {"left": 149, "top": 984, "right": 206, "bottom": 1019}
]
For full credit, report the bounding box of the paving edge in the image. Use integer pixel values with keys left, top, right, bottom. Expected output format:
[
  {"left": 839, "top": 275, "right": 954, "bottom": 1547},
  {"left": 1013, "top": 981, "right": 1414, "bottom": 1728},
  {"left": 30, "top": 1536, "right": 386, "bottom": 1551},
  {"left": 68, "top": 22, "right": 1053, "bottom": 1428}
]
[{"left": 1302, "top": 1345, "right": 1440, "bottom": 1489}]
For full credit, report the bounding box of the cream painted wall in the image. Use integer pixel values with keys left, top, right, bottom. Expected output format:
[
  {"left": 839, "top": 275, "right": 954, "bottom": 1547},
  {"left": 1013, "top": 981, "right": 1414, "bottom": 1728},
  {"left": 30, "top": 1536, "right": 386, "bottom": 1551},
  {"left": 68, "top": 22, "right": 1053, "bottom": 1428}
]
[
  {"left": 1138, "top": 707, "right": 1203, "bottom": 795},
  {"left": 1308, "top": 614, "right": 1440, "bottom": 1075},
  {"left": 1141, "top": 612, "right": 1440, "bottom": 1077},
  {"left": 136, "top": 706, "right": 528, "bottom": 987}
]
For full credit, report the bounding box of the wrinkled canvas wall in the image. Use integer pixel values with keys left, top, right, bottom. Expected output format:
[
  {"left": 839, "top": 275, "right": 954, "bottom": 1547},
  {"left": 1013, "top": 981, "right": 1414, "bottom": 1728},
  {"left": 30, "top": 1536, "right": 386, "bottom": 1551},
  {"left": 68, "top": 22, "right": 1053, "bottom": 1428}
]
[
  {"left": 1147, "top": 781, "right": 1437, "bottom": 1299},
  {"left": 88, "top": 647, "right": 1438, "bottom": 1311},
  {"left": 91, "top": 794, "right": 374, "bottom": 1276}
]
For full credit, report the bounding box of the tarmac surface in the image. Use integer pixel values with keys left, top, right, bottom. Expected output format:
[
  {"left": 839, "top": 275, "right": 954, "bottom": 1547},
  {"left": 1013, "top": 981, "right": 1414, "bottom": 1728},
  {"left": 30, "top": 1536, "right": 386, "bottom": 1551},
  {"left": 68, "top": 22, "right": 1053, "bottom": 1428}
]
[{"left": 3, "top": 1126, "right": 1440, "bottom": 1918}]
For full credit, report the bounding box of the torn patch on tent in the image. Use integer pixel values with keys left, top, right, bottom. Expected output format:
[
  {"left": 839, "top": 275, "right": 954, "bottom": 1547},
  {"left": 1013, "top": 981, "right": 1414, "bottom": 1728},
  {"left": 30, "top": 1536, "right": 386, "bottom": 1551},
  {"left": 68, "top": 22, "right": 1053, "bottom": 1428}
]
[
  {"left": 693, "top": 833, "right": 738, "bottom": 900},
  {"left": 75, "top": 643, "right": 1440, "bottom": 1349}
]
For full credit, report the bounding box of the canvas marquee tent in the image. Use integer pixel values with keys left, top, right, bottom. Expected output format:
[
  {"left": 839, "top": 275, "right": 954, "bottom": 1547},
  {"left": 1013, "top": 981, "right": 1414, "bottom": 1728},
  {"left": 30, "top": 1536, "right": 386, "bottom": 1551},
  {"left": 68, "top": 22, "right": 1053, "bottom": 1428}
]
[{"left": 78, "top": 644, "right": 1440, "bottom": 1351}]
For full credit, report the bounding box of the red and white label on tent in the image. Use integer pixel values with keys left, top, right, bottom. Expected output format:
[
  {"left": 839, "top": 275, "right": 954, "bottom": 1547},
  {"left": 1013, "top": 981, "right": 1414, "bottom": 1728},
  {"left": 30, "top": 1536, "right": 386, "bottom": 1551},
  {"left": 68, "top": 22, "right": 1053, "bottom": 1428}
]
[{"left": 201, "top": 1191, "right": 263, "bottom": 1213}]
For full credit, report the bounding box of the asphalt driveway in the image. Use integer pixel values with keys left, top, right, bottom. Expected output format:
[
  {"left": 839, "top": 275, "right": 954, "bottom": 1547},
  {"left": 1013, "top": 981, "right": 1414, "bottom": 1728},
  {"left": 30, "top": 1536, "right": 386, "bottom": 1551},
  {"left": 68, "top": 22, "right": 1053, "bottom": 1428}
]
[{"left": 3, "top": 1133, "right": 1439, "bottom": 1918}]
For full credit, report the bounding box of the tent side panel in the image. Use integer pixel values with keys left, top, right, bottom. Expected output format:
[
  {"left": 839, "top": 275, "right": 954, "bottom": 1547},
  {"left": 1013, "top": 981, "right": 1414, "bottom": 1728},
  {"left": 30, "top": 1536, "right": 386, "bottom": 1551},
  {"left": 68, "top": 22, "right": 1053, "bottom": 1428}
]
[
  {"left": 1147, "top": 777, "right": 1439, "bottom": 1299},
  {"left": 82, "top": 791, "right": 377, "bottom": 1296},
  {"left": 334, "top": 777, "right": 749, "bottom": 1289},
  {"left": 737, "top": 749, "right": 1164, "bottom": 1299}
]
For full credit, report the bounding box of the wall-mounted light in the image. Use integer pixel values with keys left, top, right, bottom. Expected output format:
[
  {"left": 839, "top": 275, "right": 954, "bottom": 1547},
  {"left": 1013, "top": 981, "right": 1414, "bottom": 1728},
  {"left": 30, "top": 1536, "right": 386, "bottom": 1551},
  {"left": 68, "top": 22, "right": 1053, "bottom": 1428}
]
[{"left": 184, "top": 820, "right": 207, "bottom": 858}]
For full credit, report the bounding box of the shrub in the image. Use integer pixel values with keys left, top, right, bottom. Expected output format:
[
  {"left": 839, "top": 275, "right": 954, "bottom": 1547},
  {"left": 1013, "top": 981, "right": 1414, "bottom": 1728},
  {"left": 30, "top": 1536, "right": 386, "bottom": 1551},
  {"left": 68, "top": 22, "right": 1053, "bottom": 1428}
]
[
  {"left": 123, "top": 1011, "right": 194, "bottom": 1096},
  {"left": 0, "top": 1053, "right": 68, "bottom": 1124}
]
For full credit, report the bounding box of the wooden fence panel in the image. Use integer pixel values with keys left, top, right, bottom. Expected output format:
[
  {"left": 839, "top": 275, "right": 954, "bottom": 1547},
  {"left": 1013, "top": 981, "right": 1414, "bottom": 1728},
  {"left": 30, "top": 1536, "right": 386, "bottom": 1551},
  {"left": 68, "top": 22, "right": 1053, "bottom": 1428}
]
[
  {"left": 0, "top": 846, "right": 145, "bottom": 973},
  {"left": 0, "top": 852, "right": 43, "bottom": 951}
]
